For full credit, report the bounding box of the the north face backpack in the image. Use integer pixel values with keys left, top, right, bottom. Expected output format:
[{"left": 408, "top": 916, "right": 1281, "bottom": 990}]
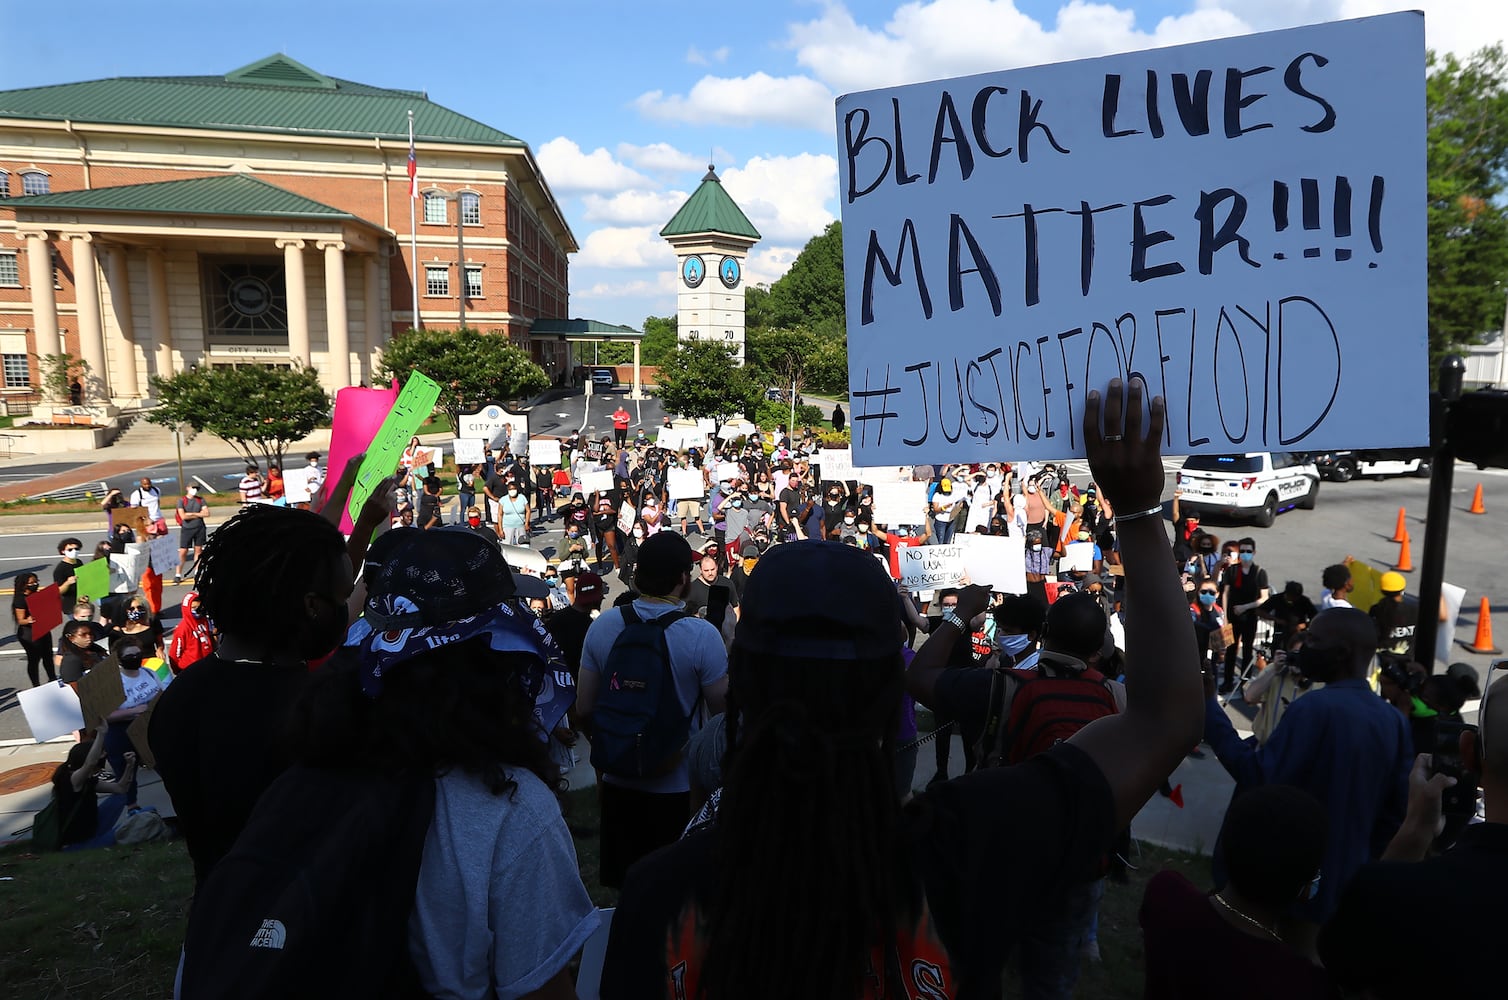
[
  {"left": 974, "top": 667, "right": 1118, "bottom": 769},
  {"left": 589, "top": 606, "right": 694, "bottom": 779},
  {"left": 180, "top": 766, "right": 435, "bottom": 999}
]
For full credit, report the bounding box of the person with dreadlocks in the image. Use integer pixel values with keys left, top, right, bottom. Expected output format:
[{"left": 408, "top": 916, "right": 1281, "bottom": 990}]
[
  {"left": 600, "top": 379, "right": 1204, "bottom": 999},
  {"left": 149, "top": 454, "right": 384, "bottom": 892}
]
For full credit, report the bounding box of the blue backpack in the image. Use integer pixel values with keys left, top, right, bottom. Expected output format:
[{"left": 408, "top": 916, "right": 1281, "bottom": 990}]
[{"left": 590, "top": 606, "right": 694, "bottom": 779}]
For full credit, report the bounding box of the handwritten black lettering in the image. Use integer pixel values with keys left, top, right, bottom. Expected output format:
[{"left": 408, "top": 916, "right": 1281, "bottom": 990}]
[
  {"left": 1223, "top": 65, "right": 1275, "bottom": 138},
  {"left": 1213, "top": 307, "right": 1250, "bottom": 443},
  {"left": 861, "top": 220, "right": 933, "bottom": 326},
  {"left": 1056, "top": 327, "right": 1083, "bottom": 449},
  {"left": 904, "top": 361, "right": 933, "bottom": 447},
  {"left": 929, "top": 91, "right": 974, "bottom": 184},
  {"left": 977, "top": 346, "right": 1013, "bottom": 444},
  {"left": 1195, "top": 188, "right": 1259, "bottom": 275},
  {"left": 948, "top": 213, "right": 1002, "bottom": 315},
  {"left": 1285, "top": 53, "right": 1337, "bottom": 133},
  {"left": 1276, "top": 296, "right": 1341, "bottom": 445},
  {"left": 971, "top": 86, "right": 1013, "bottom": 158},
  {"left": 1131, "top": 194, "right": 1184, "bottom": 282},
  {"left": 1018, "top": 89, "right": 1071, "bottom": 162}
]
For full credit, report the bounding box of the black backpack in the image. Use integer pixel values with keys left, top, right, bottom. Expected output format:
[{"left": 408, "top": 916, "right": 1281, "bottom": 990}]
[
  {"left": 180, "top": 767, "right": 435, "bottom": 999},
  {"left": 589, "top": 606, "right": 695, "bottom": 779}
]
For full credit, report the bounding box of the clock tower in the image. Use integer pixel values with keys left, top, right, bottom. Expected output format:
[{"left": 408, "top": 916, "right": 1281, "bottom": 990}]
[{"left": 660, "top": 165, "right": 760, "bottom": 365}]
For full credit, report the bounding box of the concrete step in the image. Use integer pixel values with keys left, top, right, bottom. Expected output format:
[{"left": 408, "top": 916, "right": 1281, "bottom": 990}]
[{"left": 112, "top": 413, "right": 196, "bottom": 448}]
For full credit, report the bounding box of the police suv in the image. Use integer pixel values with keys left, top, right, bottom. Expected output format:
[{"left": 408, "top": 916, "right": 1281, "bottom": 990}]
[{"left": 1175, "top": 453, "right": 1320, "bottom": 527}]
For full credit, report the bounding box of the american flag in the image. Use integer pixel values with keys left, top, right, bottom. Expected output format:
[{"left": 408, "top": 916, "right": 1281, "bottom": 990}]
[{"left": 407, "top": 113, "right": 417, "bottom": 200}]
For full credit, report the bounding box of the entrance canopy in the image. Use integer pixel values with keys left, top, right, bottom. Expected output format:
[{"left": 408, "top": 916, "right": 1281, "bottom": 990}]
[{"left": 530, "top": 318, "right": 645, "bottom": 398}]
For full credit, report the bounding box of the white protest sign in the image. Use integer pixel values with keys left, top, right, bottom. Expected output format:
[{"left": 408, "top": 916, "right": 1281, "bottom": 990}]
[
  {"left": 956, "top": 533, "right": 1027, "bottom": 594},
  {"left": 581, "top": 470, "right": 614, "bottom": 495},
  {"left": 838, "top": 14, "right": 1427, "bottom": 464},
  {"left": 669, "top": 468, "right": 705, "bottom": 502},
  {"left": 149, "top": 534, "right": 178, "bottom": 573},
  {"left": 815, "top": 447, "right": 854, "bottom": 481},
  {"left": 618, "top": 501, "right": 636, "bottom": 533},
  {"left": 870, "top": 481, "right": 929, "bottom": 526},
  {"left": 282, "top": 467, "right": 318, "bottom": 505},
  {"left": 453, "top": 438, "right": 486, "bottom": 465},
  {"left": 657, "top": 428, "right": 684, "bottom": 451},
  {"left": 899, "top": 543, "right": 966, "bottom": 590},
  {"left": 696, "top": 418, "right": 716, "bottom": 436},
  {"left": 529, "top": 438, "right": 562, "bottom": 467},
  {"left": 111, "top": 544, "right": 149, "bottom": 592},
  {"left": 857, "top": 465, "right": 914, "bottom": 485},
  {"left": 715, "top": 462, "right": 743, "bottom": 484},
  {"left": 17, "top": 682, "right": 85, "bottom": 742},
  {"left": 1060, "top": 541, "right": 1097, "bottom": 573}
]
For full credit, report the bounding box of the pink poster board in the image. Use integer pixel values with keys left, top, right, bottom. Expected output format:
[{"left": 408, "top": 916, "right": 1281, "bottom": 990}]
[{"left": 325, "top": 383, "right": 399, "bottom": 533}]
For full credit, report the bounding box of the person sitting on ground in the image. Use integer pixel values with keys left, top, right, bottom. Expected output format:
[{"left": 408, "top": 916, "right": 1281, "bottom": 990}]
[
  {"left": 47, "top": 732, "right": 137, "bottom": 851},
  {"left": 1318, "top": 668, "right": 1508, "bottom": 998},
  {"left": 277, "top": 527, "right": 598, "bottom": 996},
  {"left": 601, "top": 379, "right": 1204, "bottom": 999},
  {"left": 1140, "top": 784, "right": 1335, "bottom": 998}
]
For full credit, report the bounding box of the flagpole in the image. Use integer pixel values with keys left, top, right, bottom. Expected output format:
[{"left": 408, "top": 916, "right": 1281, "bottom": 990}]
[{"left": 408, "top": 110, "right": 420, "bottom": 330}]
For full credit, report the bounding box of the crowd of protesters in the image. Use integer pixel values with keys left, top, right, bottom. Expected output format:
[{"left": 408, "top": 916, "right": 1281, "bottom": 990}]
[{"left": 15, "top": 379, "right": 1505, "bottom": 997}]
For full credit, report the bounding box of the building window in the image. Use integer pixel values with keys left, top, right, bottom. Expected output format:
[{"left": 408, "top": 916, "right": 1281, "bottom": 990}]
[
  {"left": 20, "top": 171, "right": 49, "bottom": 196},
  {"left": 0, "top": 170, "right": 8, "bottom": 198},
  {"left": 0, "top": 252, "right": 18, "bottom": 287},
  {"left": 460, "top": 191, "right": 481, "bottom": 226},
  {"left": 2, "top": 354, "right": 30, "bottom": 389},
  {"left": 464, "top": 264, "right": 482, "bottom": 299},
  {"left": 423, "top": 191, "right": 447, "bottom": 225},
  {"left": 425, "top": 264, "right": 449, "bottom": 297}
]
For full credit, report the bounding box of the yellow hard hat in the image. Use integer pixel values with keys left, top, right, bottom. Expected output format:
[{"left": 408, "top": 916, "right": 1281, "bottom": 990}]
[{"left": 1379, "top": 571, "right": 1406, "bottom": 593}]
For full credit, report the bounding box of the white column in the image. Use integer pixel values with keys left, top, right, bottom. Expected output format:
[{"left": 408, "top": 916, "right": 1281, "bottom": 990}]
[
  {"left": 363, "top": 254, "right": 382, "bottom": 385},
  {"left": 65, "top": 234, "right": 108, "bottom": 402},
  {"left": 145, "top": 249, "right": 174, "bottom": 379},
  {"left": 632, "top": 340, "right": 643, "bottom": 400},
  {"left": 104, "top": 245, "right": 140, "bottom": 398},
  {"left": 21, "top": 230, "right": 61, "bottom": 362},
  {"left": 278, "top": 239, "right": 310, "bottom": 369},
  {"left": 319, "top": 240, "right": 350, "bottom": 389}
]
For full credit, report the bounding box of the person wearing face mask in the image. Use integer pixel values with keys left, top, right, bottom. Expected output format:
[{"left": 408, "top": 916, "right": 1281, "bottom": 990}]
[
  {"left": 104, "top": 642, "right": 165, "bottom": 812},
  {"left": 176, "top": 484, "right": 210, "bottom": 583},
  {"left": 1202, "top": 607, "right": 1412, "bottom": 925},
  {"left": 1182, "top": 531, "right": 1222, "bottom": 585},
  {"left": 53, "top": 537, "right": 84, "bottom": 601},
  {"left": 1022, "top": 474, "right": 1050, "bottom": 531},
  {"left": 12, "top": 572, "right": 55, "bottom": 686},
  {"left": 1024, "top": 528, "right": 1054, "bottom": 604},
  {"left": 58, "top": 619, "right": 105, "bottom": 684},
  {"left": 111, "top": 596, "right": 165, "bottom": 661},
  {"left": 150, "top": 463, "right": 382, "bottom": 895},
  {"left": 1189, "top": 581, "right": 1227, "bottom": 667},
  {"left": 929, "top": 477, "right": 962, "bottom": 545},
  {"left": 820, "top": 483, "right": 849, "bottom": 539},
  {"left": 168, "top": 590, "right": 216, "bottom": 673},
  {"left": 619, "top": 522, "right": 645, "bottom": 588},
  {"left": 1219, "top": 538, "right": 1270, "bottom": 695},
  {"left": 498, "top": 480, "right": 531, "bottom": 546},
  {"left": 461, "top": 505, "right": 491, "bottom": 540}
]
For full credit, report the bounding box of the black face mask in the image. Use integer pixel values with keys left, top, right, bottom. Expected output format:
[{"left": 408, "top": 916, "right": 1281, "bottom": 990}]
[{"left": 1291, "top": 641, "right": 1350, "bottom": 683}]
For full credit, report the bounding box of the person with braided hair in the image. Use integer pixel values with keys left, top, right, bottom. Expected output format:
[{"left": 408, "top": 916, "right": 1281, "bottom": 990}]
[{"left": 602, "top": 380, "right": 1205, "bottom": 999}]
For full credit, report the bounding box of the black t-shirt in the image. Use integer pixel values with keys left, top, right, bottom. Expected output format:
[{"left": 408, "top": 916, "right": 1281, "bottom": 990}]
[
  {"left": 1369, "top": 597, "right": 1419, "bottom": 657},
  {"left": 932, "top": 665, "right": 995, "bottom": 749},
  {"left": 1319, "top": 822, "right": 1508, "bottom": 999},
  {"left": 685, "top": 577, "right": 739, "bottom": 628},
  {"left": 777, "top": 487, "right": 803, "bottom": 526},
  {"left": 149, "top": 654, "right": 311, "bottom": 889},
  {"left": 59, "top": 643, "right": 103, "bottom": 684},
  {"left": 545, "top": 606, "right": 593, "bottom": 677},
  {"left": 52, "top": 767, "right": 99, "bottom": 847},
  {"left": 53, "top": 559, "right": 78, "bottom": 590},
  {"left": 417, "top": 491, "right": 441, "bottom": 528},
  {"left": 12, "top": 591, "right": 34, "bottom": 639},
  {"left": 484, "top": 472, "right": 510, "bottom": 499},
  {"left": 601, "top": 743, "right": 1114, "bottom": 999},
  {"left": 1221, "top": 564, "right": 1269, "bottom": 610}
]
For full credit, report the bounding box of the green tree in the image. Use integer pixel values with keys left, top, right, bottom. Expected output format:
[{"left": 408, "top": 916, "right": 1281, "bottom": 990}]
[
  {"left": 148, "top": 364, "right": 330, "bottom": 469},
  {"left": 1427, "top": 45, "right": 1508, "bottom": 368},
  {"left": 655, "top": 339, "right": 761, "bottom": 438},
  {"left": 758, "top": 221, "right": 845, "bottom": 330},
  {"left": 640, "top": 315, "right": 679, "bottom": 366},
  {"left": 378, "top": 327, "right": 549, "bottom": 432},
  {"left": 746, "top": 327, "right": 848, "bottom": 400}
]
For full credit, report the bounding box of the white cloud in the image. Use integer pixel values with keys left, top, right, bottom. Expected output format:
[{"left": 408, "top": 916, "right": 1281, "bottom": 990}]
[
  {"left": 581, "top": 189, "right": 690, "bottom": 225},
  {"left": 572, "top": 272, "right": 680, "bottom": 301},
  {"left": 686, "top": 45, "right": 731, "bottom": 66},
  {"left": 1199, "top": 1, "right": 1508, "bottom": 57},
  {"left": 634, "top": 72, "right": 835, "bottom": 130},
  {"left": 575, "top": 226, "right": 678, "bottom": 270},
  {"left": 744, "top": 245, "right": 804, "bottom": 288},
  {"left": 535, "top": 137, "right": 652, "bottom": 194},
  {"left": 721, "top": 154, "right": 838, "bottom": 244},
  {"left": 615, "top": 141, "right": 707, "bottom": 175}
]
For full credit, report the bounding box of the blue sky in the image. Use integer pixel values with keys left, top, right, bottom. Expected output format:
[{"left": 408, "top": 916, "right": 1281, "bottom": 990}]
[{"left": 2, "top": 0, "right": 1500, "bottom": 328}]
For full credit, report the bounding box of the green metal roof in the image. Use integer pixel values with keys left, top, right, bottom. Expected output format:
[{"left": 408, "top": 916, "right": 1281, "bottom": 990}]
[
  {"left": 0, "top": 55, "right": 523, "bottom": 147},
  {"left": 659, "top": 166, "right": 761, "bottom": 240},
  {"left": 3, "top": 173, "right": 375, "bottom": 224},
  {"left": 531, "top": 318, "right": 642, "bottom": 339}
]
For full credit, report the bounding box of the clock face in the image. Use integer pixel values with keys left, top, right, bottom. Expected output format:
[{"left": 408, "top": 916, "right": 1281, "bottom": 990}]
[
  {"left": 719, "top": 256, "right": 742, "bottom": 289},
  {"left": 682, "top": 255, "right": 706, "bottom": 288}
]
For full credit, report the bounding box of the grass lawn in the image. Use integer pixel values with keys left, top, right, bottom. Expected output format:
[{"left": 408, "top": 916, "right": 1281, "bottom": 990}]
[{"left": 0, "top": 779, "right": 1200, "bottom": 997}]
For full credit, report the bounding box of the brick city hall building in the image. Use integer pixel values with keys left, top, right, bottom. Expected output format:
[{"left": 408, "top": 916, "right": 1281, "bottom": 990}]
[{"left": 0, "top": 54, "right": 577, "bottom": 406}]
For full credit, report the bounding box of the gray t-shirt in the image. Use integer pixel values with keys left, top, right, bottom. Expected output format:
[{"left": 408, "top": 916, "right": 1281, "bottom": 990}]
[
  {"left": 409, "top": 768, "right": 599, "bottom": 999},
  {"left": 581, "top": 598, "right": 729, "bottom": 794}
]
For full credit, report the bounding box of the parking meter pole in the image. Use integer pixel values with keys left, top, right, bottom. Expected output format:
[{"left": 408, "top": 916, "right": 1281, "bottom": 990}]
[{"left": 1415, "top": 354, "right": 1465, "bottom": 672}]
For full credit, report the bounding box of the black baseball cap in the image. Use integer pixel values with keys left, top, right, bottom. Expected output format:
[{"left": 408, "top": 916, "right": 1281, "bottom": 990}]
[
  {"left": 363, "top": 527, "right": 548, "bottom": 630},
  {"left": 735, "top": 541, "right": 901, "bottom": 660}
]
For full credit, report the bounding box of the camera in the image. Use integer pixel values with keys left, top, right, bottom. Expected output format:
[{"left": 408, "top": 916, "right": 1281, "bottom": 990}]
[
  {"left": 1378, "top": 654, "right": 1423, "bottom": 695},
  {"left": 1432, "top": 719, "right": 1481, "bottom": 818}
]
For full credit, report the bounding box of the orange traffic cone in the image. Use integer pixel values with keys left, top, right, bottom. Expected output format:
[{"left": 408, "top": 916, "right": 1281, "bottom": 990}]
[
  {"left": 1460, "top": 595, "right": 1502, "bottom": 655},
  {"left": 1395, "top": 530, "right": 1413, "bottom": 572},
  {"left": 1470, "top": 484, "right": 1486, "bottom": 515},
  {"left": 1392, "top": 507, "right": 1407, "bottom": 542}
]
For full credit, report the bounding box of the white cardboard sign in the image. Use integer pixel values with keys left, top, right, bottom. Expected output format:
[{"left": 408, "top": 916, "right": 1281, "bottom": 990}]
[
  {"left": 870, "top": 481, "right": 929, "bottom": 527},
  {"left": 453, "top": 438, "right": 487, "bottom": 465},
  {"left": 838, "top": 13, "right": 1427, "bottom": 464},
  {"left": 956, "top": 533, "right": 1028, "bottom": 594},
  {"left": 668, "top": 468, "right": 705, "bottom": 502},
  {"left": 815, "top": 448, "right": 854, "bottom": 481},
  {"left": 282, "top": 467, "right": 319, "bottom": 505},
  {"left": 529, "top": 438, "right": 562, "bottom": 466},
  {"left": 580, "top": 470, "right": 614, "bottom": 495},
  {"left": 17, "top": 681, "right": 86, "bottom": 742},
  {"left": 1060, "top": 541, "right": 1097, "bottom": 573},
  {"left": 899, "top": 543, "right": 966, "bottom": 590},
  {"left": 714, "top": 462, "right": 743, "bottom": 484}
]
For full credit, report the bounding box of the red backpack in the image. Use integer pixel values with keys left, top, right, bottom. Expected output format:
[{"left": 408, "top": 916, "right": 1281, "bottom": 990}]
[{"left": 975, "top": 667, "right": 1119, "bottom": 768}]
